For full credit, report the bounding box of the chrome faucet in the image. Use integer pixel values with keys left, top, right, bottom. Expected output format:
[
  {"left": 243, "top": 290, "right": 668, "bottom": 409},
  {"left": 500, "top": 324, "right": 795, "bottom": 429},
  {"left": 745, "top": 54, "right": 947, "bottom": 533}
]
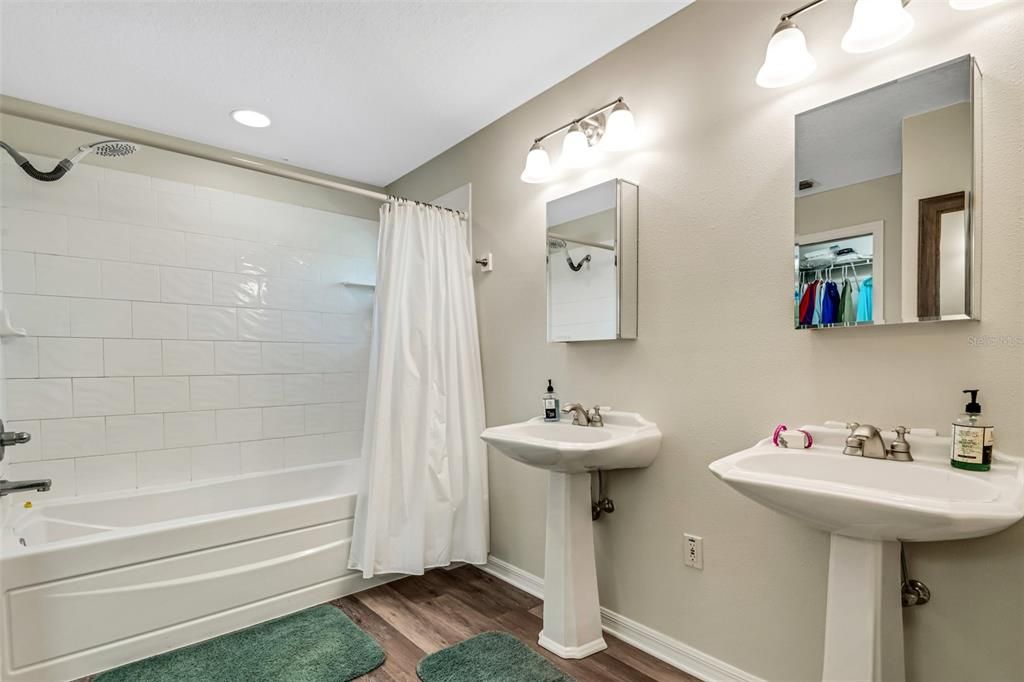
[
  {"left": 0, "top": 420, "right": 50, "bottom": 496},
  {"left": 562, "top": 403, "right": 604, "bottom": 427},
  {"left": 0, "top": 479, "right": 51, "bottom": 497},
  {"left": 842, "top": 423, "right": 913, "bottom": 461}
]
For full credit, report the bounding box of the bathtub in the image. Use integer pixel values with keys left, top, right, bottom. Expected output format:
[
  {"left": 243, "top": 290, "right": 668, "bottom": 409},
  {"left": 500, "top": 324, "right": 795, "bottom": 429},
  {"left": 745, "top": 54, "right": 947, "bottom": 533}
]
[{"left": 0, "top": 461, "right": 389, "bottom": 682}]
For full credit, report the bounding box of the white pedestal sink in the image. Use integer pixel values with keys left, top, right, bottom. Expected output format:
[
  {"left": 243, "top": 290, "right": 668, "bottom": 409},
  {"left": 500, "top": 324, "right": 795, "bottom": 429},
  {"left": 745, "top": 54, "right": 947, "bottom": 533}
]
[
  {"left": 710, "top": 424, "right": 1024, "bottom": 682},
  {"left": 481, "top": 411, "right": 661, "bottom": 659}
]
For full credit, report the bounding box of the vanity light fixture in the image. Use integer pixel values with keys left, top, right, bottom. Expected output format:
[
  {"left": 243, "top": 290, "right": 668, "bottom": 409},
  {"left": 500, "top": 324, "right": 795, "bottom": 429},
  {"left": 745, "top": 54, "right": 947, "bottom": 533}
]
[
  {"left": 561, "top": 122, "right": 596, "bottom": 168},
  {"left": 600, "top": 100, "right": 638, "bottom": 152},
  {"left": 519, "top": 97, "right": 636, "bottom": 183},
  {"left": 842, "top": 0, "right": 914, "bottom": 54},
  {"left": 520, "top": 142, "right": 554, "bottom": 183},
  {"left": 756, "top": 19, "right": 817, "bottom": 88},
  {"left": 230, "top": 109, "right": 271, "bottom": 128},
  {"left": 756, "top": 0, "right": 919, "bottom": 88}
]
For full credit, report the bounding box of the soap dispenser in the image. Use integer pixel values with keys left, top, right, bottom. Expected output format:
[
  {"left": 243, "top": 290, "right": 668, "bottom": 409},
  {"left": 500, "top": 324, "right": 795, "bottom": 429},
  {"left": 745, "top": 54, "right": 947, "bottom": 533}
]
[
  {"left": 543, "top": 379, "right": 560, "bottom": 422},
  {"left": 951, "top": 389, "right": 994, "bottom": 471}
]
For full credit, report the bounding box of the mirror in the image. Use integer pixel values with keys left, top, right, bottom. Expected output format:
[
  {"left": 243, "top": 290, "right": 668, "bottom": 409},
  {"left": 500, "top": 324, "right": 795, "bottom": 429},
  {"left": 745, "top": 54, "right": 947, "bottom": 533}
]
[
  {"left": 547, "top": 179, "right": 638, "bottom": 342},
  {"left": 794, "top": 55, "right": 981, "bottom": 329}
]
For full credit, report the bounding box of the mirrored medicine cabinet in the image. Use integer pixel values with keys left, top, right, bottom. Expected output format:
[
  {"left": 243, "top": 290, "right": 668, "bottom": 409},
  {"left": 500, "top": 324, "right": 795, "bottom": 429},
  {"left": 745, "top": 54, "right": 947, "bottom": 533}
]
[
  {"left": 794, "top": 55, "right": 981, "bottom": 330},
  {"left": 546, "top": 179, "right": 638, "bottom": 342}
]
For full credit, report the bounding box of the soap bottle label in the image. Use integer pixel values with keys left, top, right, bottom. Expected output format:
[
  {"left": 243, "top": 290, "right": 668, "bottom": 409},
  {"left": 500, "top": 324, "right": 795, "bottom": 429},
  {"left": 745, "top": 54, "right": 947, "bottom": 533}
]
[
  {"left": 544, "top": 398, "right": 558, "bottom": 421},
  {"left": 951, "top": 425, "right": 993, "bottom": 463}
]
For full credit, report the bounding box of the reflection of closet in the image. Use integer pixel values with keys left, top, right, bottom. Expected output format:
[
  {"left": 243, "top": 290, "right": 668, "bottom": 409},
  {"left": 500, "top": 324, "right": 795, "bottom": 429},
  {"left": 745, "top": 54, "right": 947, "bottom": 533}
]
[
  {"left": 797, "top": 260, "right": 872, "bottom": 327},
  {"left": 794, "top": 221, "right": 884, "bottom": 328}
]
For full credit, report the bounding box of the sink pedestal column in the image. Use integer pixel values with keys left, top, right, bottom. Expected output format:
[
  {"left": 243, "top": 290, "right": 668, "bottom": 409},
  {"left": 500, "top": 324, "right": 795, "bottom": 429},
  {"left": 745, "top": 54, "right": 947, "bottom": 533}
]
[
  {"left": 539, "top": 472, "right": 607, "bottom": 659},
  {"left": 822, "top": 534, "right": 905, "bottom": 682}
]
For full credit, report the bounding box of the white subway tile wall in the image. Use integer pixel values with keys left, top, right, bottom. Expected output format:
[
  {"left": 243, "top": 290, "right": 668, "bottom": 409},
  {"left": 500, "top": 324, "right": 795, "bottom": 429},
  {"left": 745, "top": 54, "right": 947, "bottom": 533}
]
[{"left": 1, "top": 156, "right": 377, "bottom": 496}]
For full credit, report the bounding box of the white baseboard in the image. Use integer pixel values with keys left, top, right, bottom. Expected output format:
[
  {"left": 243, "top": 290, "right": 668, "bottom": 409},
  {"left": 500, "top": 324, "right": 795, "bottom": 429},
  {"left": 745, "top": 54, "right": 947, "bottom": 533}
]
[{"left": 481, "top": 555, "right": 764, "bottom": 682}]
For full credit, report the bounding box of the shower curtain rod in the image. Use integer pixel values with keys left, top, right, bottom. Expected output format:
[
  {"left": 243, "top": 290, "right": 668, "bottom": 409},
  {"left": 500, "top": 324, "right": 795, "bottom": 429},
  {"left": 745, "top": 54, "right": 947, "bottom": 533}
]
[
  {"left": 1, "top": 104, "right": 465, "bottom": 216},
  {"left": 547, "top": 231, "right": 615, "bottom": 251}
]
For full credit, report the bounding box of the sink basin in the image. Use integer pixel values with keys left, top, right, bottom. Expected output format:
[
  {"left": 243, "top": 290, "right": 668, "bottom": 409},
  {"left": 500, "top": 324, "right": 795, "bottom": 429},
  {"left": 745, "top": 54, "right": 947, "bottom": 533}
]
[
  {"left": 480, "top": 411, "right": 660, "bottom": 473},
  {"left": 709, "top": 427, "right": 1024, "bottom": 542},
  {"left": 480, "top": 410, "right": 661, "bottom": 660},
  {"left": 710, "top": 424, "right": 1024, "bottom": 682}
]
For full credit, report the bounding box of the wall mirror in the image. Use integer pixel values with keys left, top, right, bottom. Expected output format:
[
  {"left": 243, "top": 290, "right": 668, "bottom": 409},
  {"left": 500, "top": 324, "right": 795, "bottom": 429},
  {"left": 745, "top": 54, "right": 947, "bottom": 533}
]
[
  {"left": 547, "top": 179, "right": 638, "bottom": 342},
  {"left": 794, "top": 55, "right": 981, "bottom": 329}
]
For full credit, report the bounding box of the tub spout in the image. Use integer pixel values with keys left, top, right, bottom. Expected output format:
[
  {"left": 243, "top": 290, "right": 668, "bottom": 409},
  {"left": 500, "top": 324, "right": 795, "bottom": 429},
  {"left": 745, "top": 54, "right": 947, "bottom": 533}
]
[{"left": 0, "top": 478, "right": 52, "bottom": 496}]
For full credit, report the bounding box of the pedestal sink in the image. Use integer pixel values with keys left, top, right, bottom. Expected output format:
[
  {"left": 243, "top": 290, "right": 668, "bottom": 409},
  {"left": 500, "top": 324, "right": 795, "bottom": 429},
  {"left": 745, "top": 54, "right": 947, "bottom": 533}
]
[
  {"left": 710, "top": 424, "right": 1024, "bottom": 682},
  {"left": 481, "top": 411, "right": 661, "bottom": 658}
]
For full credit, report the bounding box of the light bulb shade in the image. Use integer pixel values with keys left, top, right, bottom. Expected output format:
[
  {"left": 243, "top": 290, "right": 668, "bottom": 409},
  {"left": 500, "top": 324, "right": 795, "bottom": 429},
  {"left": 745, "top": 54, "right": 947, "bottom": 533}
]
[
  {"left": 756, "top": 21, "right": 817, "bottom": 88},
  {"left": 842, "top": 0, "right": 914, "bottom": 54},
  {"left": 561, "top": 124, "right": 595, "bottom": 168},
  {"left": 600, "top": 101, "right": 637, "bottom": 151},
  {"left": 949, "top": 0, "right": 1002, "bottom": 9},
  {"left": 520, "top": 143, "right": 553, "bottom": 183}
]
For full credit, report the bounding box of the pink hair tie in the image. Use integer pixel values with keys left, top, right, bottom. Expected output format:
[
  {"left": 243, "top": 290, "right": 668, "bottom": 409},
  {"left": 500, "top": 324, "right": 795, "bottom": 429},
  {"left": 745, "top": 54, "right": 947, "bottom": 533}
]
[
  {"left": 772, "top": 424, "right": 787, "bottom": 446},
  {"left": 772, "top": 424, "right": 813, "bottom": 449}
]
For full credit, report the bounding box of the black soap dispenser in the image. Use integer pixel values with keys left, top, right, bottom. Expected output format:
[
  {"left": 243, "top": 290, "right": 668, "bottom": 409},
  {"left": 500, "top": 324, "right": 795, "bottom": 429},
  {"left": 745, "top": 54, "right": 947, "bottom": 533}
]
[{"left": 951, "top": 389, "right": 994, "bottom": 471}]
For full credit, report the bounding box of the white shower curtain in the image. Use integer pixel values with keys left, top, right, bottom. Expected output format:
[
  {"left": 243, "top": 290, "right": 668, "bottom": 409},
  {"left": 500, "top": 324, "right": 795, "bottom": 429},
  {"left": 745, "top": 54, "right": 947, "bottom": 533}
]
[{"left": 348, "top": 198, "right": 489, "bottom": 578}]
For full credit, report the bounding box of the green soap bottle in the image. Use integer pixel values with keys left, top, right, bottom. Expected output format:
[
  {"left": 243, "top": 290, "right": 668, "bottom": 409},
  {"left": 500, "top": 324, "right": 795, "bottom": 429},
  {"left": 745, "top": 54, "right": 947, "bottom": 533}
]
[{"left": 951, "top": 389, "right": 994, "bottom": 472}]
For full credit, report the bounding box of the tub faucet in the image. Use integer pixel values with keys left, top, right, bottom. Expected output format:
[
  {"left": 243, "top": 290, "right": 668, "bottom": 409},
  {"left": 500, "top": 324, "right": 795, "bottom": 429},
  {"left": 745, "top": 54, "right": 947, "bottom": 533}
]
[{"left": 0, "top": 478, "right": 51, "bottom": 497}]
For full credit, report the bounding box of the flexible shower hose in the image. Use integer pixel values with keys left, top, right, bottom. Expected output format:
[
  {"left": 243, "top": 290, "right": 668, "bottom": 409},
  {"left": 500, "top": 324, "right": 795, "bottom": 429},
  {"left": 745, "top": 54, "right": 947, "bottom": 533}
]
[{"left": 1, "top": 141, "right": 71, "bottom": 182}]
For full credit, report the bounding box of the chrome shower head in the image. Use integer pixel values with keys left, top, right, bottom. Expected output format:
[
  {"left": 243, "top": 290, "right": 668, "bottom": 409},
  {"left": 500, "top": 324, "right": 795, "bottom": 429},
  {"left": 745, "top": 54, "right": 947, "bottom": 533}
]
[
  {"left": 88, "top": 140, "right": 137, "bottom": 158},
  {"left": 70, "top": 139, "right": 138, "bottom": 164},
  {"left": 547, "top": 237, "right": 567, "bottom": 250}
]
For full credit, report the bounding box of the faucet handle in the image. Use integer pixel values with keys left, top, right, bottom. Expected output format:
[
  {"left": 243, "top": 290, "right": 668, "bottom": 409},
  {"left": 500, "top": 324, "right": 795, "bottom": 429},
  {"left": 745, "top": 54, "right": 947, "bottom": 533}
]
[
  {"left": 589, "top": 405, "right": 605, "bottom": 427},
  {"left": 888, "top": 426, "right": 914, "bottom": 461}
]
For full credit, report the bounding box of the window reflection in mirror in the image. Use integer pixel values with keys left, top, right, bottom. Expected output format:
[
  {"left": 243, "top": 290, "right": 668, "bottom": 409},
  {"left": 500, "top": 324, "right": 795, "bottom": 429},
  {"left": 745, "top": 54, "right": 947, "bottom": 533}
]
[{"left": 794, "top": 55, "right": 980, "bottom": 329}]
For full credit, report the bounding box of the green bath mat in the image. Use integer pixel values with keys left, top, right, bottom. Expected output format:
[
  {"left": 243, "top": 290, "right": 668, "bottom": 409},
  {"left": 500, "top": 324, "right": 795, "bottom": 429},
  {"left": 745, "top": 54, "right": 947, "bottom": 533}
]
[
  {"left": 95, "top": 605, "right": 384, "bottom": 682},
  {"left": 417, "top": 632, "right": 573, "bottom": 682}
]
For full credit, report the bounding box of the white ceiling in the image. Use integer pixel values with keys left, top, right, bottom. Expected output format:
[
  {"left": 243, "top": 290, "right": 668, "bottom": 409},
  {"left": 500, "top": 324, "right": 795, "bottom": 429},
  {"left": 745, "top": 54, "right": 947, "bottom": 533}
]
[{"left": 0, "top": 1, "right": 688, "bottom": 187}]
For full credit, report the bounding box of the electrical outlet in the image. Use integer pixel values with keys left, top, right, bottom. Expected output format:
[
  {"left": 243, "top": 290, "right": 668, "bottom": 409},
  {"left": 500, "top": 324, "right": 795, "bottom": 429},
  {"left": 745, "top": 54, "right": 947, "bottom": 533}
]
[{"left": 684, "top": 534, "right": 703, "bottom": 570}]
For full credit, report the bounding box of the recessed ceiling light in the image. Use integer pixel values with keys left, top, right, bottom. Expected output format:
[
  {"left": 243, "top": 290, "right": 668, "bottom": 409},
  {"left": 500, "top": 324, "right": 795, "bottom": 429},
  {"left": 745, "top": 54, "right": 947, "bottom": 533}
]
[{"left": 230, "top": 109, "right": 271, "bottom": 128}]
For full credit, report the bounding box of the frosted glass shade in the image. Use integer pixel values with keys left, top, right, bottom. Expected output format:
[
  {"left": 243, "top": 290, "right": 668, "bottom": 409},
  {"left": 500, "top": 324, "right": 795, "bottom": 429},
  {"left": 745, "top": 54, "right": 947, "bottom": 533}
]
[
  {"left": 520, "top": 143, "right": 553, "bottom": 183},
  {"left": 600, "top": 102, "right": 637, "bottom": 151},
  {"left": 561, "top": 124, "right": 595, "bottom": 168},
  {"left": 756, "top": 21, "right": 817, "bottom": 89},
  {"left": 842, "top": 0, "right": 914, "bottom": 54},
  {"left": 949, "top": 0, "right": 1002, "bottom": 9}
]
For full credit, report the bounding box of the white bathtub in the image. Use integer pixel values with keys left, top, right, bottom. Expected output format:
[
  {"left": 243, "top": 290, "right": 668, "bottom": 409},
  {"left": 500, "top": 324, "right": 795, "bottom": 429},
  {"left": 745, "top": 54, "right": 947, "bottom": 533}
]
[{"left": 0, "top": 461, "right": 388, "bottom": 682}]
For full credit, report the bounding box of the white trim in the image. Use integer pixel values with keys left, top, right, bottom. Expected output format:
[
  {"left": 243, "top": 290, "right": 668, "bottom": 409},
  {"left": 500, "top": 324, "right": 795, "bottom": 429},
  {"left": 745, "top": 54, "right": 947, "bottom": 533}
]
[
  {"left": 481, "top": 555, "right": 765, "bottom": 682},
  {"left": 538, "top": 632, "right": 608, "bottom": 659}
]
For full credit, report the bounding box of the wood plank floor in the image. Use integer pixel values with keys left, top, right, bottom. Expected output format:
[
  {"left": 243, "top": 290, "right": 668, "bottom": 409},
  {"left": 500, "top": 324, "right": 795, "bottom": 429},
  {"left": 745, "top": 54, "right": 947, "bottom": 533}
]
[{"left": 331, "top": 565, "right": 701, "bottom": 682}]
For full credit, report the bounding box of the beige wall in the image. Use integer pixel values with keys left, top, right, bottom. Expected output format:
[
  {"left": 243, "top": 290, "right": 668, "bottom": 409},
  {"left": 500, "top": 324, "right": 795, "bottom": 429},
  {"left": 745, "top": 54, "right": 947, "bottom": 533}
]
[
  {"left": 796, "top": 173, "right": 902, "bottom": 322},
  {"left": 389, "top": 2, "right": 1024, "bottom": 680},
  {"left": 901, "top": 102, "right": 973, "bottom": 320}
]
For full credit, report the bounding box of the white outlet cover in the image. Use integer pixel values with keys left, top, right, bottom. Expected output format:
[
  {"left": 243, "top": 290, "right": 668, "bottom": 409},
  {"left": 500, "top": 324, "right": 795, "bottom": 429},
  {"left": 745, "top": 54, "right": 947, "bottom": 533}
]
[{"left": 685, "top": 533, "right": 703, "bottom": 570}]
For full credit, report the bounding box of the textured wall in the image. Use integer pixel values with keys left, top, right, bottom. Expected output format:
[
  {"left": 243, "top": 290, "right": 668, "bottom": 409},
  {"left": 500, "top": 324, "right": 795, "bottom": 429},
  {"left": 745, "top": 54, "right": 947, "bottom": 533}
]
[
  {"left": 1, "top": 141, "right": 377, "bottom": 496},
  {"left": 388, "top": 2, "right": 1024, "bottom": 680}
]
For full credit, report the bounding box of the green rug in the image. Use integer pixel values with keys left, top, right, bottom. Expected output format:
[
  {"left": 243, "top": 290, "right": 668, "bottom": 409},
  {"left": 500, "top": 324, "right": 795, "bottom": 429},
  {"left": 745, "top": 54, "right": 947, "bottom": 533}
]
[
  {"left": 95, "top": 606, "right": 384, "bottom": 681},
  {"left": 417, "top": 632, "right": 573, "bottom": 682}
]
